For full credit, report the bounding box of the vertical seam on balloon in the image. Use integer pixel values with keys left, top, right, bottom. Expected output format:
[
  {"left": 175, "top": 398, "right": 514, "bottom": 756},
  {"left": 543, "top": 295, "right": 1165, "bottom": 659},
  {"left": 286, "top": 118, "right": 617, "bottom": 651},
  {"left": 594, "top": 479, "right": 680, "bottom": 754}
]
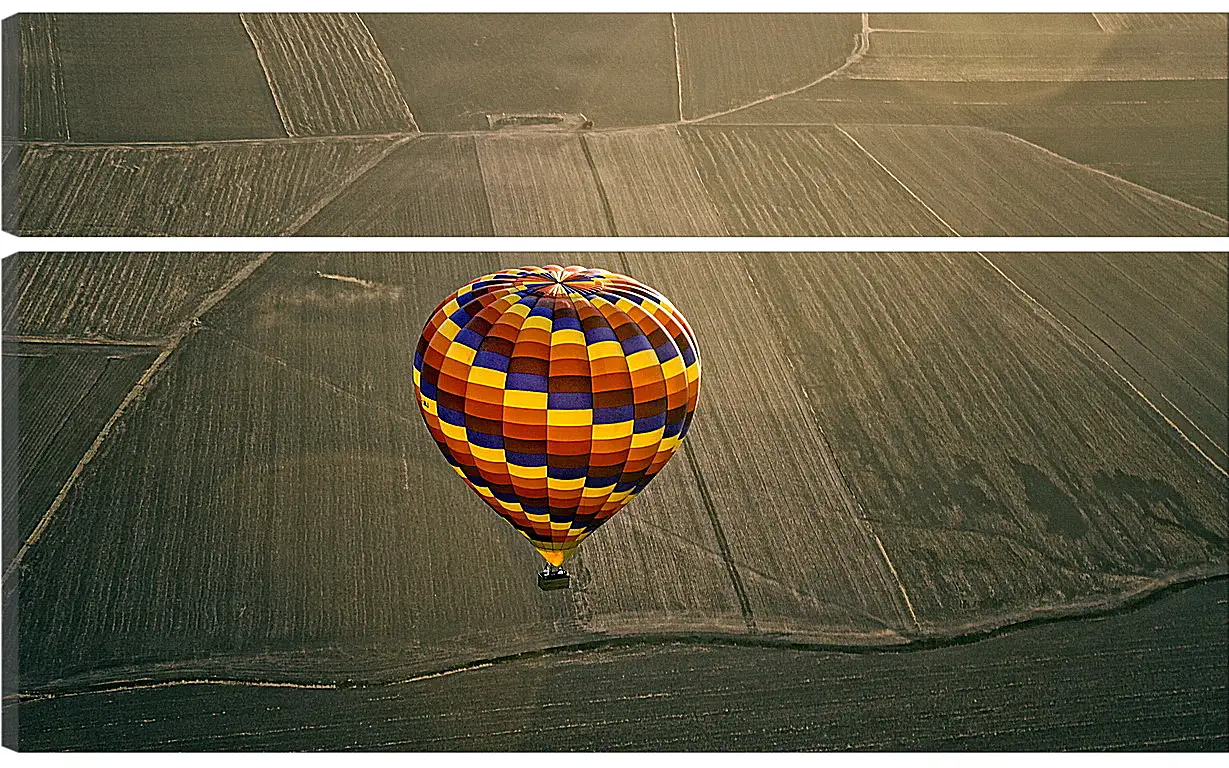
[
  {"left": 618, "top": 297, "right": 689, "bottom": 479},
  {"left": 547, "top": 291, "right": 588, "bottom": 546},
  {"left": 591, "top": 299, "right": 641, "bottom": 528},
  {"left": 497, "top": 292, "right": 539, "bottom": 540}
]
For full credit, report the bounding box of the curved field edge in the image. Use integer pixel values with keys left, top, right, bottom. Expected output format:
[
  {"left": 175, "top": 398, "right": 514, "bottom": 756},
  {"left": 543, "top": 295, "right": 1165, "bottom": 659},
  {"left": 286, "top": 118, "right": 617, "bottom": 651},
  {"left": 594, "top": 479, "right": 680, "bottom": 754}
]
[{"left": 10, "top": 567, "right": 1225, "bottom": 698}]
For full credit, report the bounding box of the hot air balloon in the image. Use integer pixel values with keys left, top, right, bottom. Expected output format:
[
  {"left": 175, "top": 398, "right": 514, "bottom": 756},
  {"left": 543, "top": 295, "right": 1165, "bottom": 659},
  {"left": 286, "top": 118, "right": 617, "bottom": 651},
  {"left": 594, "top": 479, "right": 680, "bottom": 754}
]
[{"left": 412, "top": 265, "right": 701, "bottom": 590}]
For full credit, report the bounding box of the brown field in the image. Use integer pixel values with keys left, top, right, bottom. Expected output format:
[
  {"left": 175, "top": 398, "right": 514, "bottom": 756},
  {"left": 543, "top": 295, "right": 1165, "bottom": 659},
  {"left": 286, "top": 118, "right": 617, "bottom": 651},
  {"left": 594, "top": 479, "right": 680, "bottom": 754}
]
[
  {"left": 5, "top": 137, "right": 399, "bottom": 235},
  {"left": 363, "top": 13, "right": 679, "bottom": 132},
  {"left": 839, "top": 124, "right": 1227, "bottom": 235},
  {"left": 2, "top": 253, "right": 252, "bottom": 340},
  {"left": 51, "top": 14, "right": 283, "bottom": 142},
  {"left": 1093, "top": 13, "right": 1229, "bottom": 32},
  {"left": 3, "top": 12, "right": 1226, "bottom": 235},
  {"left": 724, "top": 79, "right": 1229, "bottom": 219},
  {"left": 1, "top": 345, "right": 157, "bottom": 565},
  {"left": 475, "top": 133, "right": 612, "bottom": 236},
  {"left": 3, "top": 14, "right": 69, "bottom": 141},
  {"left": 680, "top": 125, "right": 951, "bottom": 236},
  {"left": 987, "top": 253, "right": 1229, "bottom": 467},
  {"left": 583, "top": 127, "right": 726, "bottom": 236},
  {"left": 870, "top": 13, "right": 1104, "bottom": 33},
  {"left": 744, "top": 253, "right": 1226, "bottom": 628},
  {"left": 844, "top": 30, "right": 1228, "bottom": 81},
  {"left": 295, "top": 135, "right": 492, "bottom": 236},
  {"left": 239, "top": 13, "right": 417, "bottom": 137},
  {"left": 7, "top": 579, "right": 1226, "bottom": 751},
  {"left": 7, "top": 253, "right": 1225, "bottom": 692},
  {"left": 675, "top": 13, "right": 862, "bottom": 120},
  {"left": 3, "top": 252, "right": 1225, "bottom": 748}
]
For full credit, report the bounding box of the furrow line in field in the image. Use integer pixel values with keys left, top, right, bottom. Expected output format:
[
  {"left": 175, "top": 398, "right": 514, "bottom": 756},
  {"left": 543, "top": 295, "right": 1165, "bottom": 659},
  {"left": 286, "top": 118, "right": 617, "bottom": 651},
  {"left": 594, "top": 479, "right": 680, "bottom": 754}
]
[
  {"left": 682, "top": 445, "right": 757, "bottom": 633},
  {"left": 669, "top": 13, "right": 684, "bottom": 122},
  {"left": 1032, "top": 259, "right": 1228, "bottom": 425},
  {"left": 16, "top": 14, "right": 71, "bottom": 141},
  {"left": 578, "top": 134, "right": 619, "bottom": 235},
  {"left": 685, "top": 13, "right": 871, "bottom": 124},
  {"left": 239, "top": 12, "right": 293, "bottom": 137},
  {"left": 281, "top": 135, "right": 417, "bottom": 234},
  {"left": 240, "top": 13, "right": 418, "bottom": 137},
  {"left": 1, "top": 255, "right": 273, "bottom": 584},
  {"left": 620, "top": 513, "right": 904, "bottom": 632},
  {"left": 999, "top": 131, "right": 1229, "bottom": 227},
  {"left": 1, "top": 335, "right": 165, "bottom": 348},
  {"left": 977, "top": 253, "right": 1227, "bottom": 478},
  {"left": 733, "top": 255, "right": 922, "bottom": 631},
  {"left": 831, "top": 124, "right": 960, "bottom": 235},
  {"left": 1159, "top": 393, "right": 1228, "bottom": 463}
]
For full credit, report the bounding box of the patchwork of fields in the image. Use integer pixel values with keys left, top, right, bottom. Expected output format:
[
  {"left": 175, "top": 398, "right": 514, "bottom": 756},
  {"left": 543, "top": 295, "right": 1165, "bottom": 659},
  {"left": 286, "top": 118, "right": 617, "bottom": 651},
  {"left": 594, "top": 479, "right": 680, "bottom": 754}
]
[
  {"left": 3, "top": 254, "right": 1224, "bottom": 741},
  {"left": 726, "top": 13, "right": 1229, "bottom": 218},
  {"left": 7, "top": 579, "right": 1225, "bottom": 750},
  {"left": 3, "top": 12, "right": 1227, "bottom": 233}
]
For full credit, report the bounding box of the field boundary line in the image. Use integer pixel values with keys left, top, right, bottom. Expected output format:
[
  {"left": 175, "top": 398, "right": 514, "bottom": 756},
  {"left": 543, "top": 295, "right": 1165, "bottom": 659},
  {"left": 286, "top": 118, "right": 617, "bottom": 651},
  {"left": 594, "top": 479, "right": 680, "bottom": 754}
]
[
  {"left": 15, "top": 133, "right": 417, "bottom": 149},
  {"left": 670, "top": 13, "right": 684, "bottom": 122},
  {"left": 1160, "top": 393, "right": 1228, "bottom": 463},
  {"left": 577, "top": 135, "right": 618, "bottom": 236},
  {"left": 871, "top": 533, "right": 920, "bottom": 628},
  {"left": 2, "top": 254, "right": 274, "bottom": 585},
  {"left": 682, "top": 444, "right": 758, "bottom": 633},
  {"left": 1, "top": 335, "right": 165, "bottom": 348},
  {"left": 977, "top": 253, "right": 1227, "bottom": 479},
  {"left": 832, "top": 124, "right": 961, "bottom": 236},
  {"left": 9, "top": 570, "right": 1226, "bottom": 703},
  {"left": 735, "top": 256, "right": 922, "bottom": 632},
  {"left": 684, "top": 13, "right": 871, "bottom": 125},
  {"left": 998, "top": 130, "right": 1229, "bottom": 226},
  {"left": 239, "top": 13, "right": 296, "bottom": 138},
  {"left": 281, "top": 134, "right": 418, "bottom": 234},
  {"left": 354, "top": 13, "right": 421, "bottom": 133}
]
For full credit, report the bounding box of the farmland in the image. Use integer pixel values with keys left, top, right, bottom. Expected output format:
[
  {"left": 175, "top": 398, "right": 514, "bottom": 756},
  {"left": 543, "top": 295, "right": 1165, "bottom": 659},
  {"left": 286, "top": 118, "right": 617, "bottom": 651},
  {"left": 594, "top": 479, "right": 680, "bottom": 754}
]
[
  {"left": 674, "top": 13, "right": 862, "bottom": 120},
  {"left": 5, "top": 137, "right": 399, "bottom": 235},
  {"left": 680, "top": 125, "right": 950, "bottom": 236},
  {"left": 985, "top": 254, "right": 1229, "bottom": 469},
  {"left": 724, "top": 12, "right": 1229, "bottom": 219},
  {"left": 362, "top": 13, "right": 679, "bottom": 132},
  {"left": 3, "top": 14, "right": 69, "bottom": 141},
  {"left": 7, "top": 578, "right": 1225, "bottom": 751},
  {"left": 239, "top": 13, "right": 417, "bottom": 137},
  {"left": 836, "top": 124, "right": 1226, "bottom": 236},
  {"left": 44, "top": 14, "right": 282, "bottom": 142},
  {"left": 3, "top": 253, "right": 1225, "bottom": 749},
  {"left": 475, "top": 133, "right": 612, "bottom": 236},
  {"left": 582, "top": 127, "right": 726, "bottom": 236},
  {"left": 1, "top": 345, "right": 157, "bottom": 566},
  {"left": 294, "top": 135, "right": 493, "bottom": 237},
  {"left": 3, "top": 12, "right": 1227, "bottom": 234},
  {"left": 2, "top": 253, "right": 253, "bottom": 340}
]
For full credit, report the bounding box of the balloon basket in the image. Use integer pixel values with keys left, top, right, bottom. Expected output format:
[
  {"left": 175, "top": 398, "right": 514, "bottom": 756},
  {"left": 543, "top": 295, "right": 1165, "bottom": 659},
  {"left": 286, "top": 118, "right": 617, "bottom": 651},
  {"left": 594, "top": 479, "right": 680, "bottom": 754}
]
[{"left": 537, "top": 565, "right": 570, "bottom": 591}]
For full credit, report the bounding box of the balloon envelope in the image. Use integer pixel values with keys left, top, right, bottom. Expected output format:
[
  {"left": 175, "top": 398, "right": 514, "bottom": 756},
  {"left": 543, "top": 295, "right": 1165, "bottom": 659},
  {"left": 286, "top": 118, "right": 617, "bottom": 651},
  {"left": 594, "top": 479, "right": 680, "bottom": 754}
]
[{"left": 413, "top": 265, "right": 701, "bottom": 565}]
